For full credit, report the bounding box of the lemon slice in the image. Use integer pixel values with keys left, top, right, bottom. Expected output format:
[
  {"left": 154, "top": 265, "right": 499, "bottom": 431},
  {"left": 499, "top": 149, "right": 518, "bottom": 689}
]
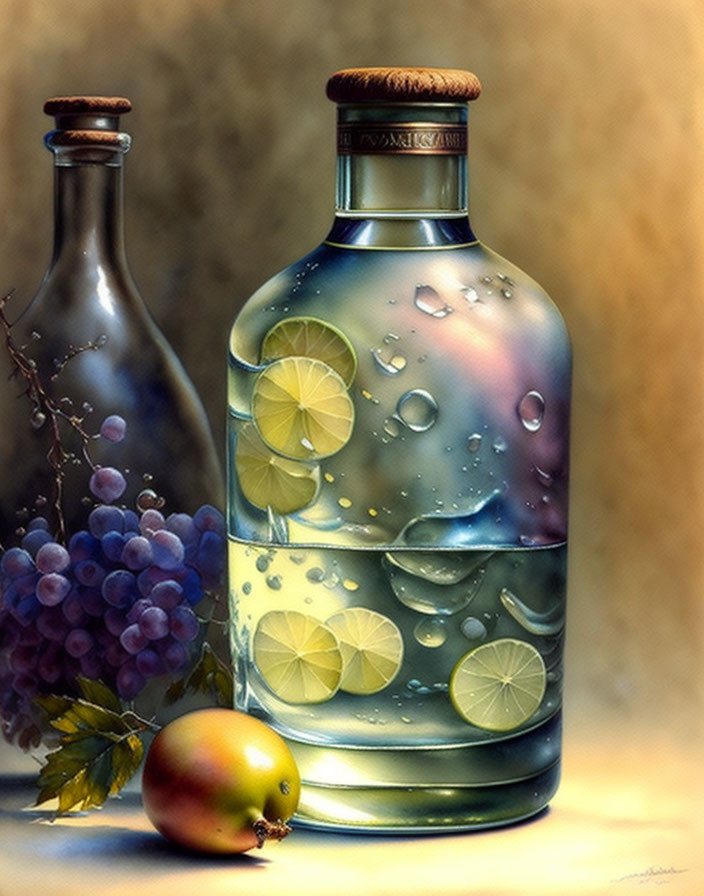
[
  {"left": 261, "top": 316, "right": 358, "bottom": 387},
  {"left": 325, "top": 607, "right": 404, "bottom": 695},
  {"left": 449, "top": 638, "right": 546, "bottom": 731},
  {"left": 253, "top": 610, "right": 343, "bottom": 704},
  {"left": 252, "top": 356, "right": 355, "bottom": 460},
  {"left": 234, "top": 422, "right": 320, "bottom": 514}
]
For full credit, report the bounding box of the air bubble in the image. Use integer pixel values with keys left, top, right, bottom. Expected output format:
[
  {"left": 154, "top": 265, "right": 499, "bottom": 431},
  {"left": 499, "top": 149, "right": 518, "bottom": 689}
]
[
  {"left": 242, "top": 582, "right": 252, "bottom": 595},
  {"left": 460, "top": 616, "right": 487, "bottom": 641},
  {"left": 414, "top": 284, "right": 453, "bottom": 318},
  {"left": 255, "top": 556, "right": 271, "bottom": 573},
  {"left": 306, "top": 567, "right": 325, "bottom": 583},
  {"left": 467, "top": 433, "right": 482, "bottom": 453},
  {"left": 342, "top": 579, "right": 359, "bottom": 591},
  {"left": 338, "top": 496, "right": 352, "bottom": 508},
  {"left": 397, "top": 389, "right": 438, "bottom": 432},
  {"left": 414, "top": 618, "right": 447, "bottom": 647},
  {"left": 372, "top": 345, "right": 407, "bottom": 376},
  {"left": 383, "top": 416, "right": 402, "bottom": 438},
  {"left": 492, "top": 436, "right": 507, "bottom": 454},
  {"left": 517, "top": 390, "right": 545, "bottom": 432},
  {"left": 266, "top": 575, "right": 282, "bottom": 590}
]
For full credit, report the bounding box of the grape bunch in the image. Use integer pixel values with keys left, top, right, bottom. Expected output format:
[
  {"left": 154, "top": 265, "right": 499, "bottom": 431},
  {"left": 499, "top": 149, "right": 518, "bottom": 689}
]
[{"left": 0, "top": 416, "right": 225, "bottom": 749}]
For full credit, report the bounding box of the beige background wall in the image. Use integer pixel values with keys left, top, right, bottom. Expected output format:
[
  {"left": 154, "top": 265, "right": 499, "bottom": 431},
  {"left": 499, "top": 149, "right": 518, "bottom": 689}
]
[{"left": 1, "top": 0, "right": 703, "bottom": 761}]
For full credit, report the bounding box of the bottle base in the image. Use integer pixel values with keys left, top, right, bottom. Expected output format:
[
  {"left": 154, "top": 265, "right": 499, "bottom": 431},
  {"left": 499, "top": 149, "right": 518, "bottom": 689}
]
[{"left": 285, "top": 712, "right": 562, "bottom": 833}]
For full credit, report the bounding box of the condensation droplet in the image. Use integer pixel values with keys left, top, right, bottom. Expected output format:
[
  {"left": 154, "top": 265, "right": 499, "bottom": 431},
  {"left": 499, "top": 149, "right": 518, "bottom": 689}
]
[
  {"left": 338, "top": 496, "right": 352, "bottom": 508},
  {"left": 306, "top": 567, "right": 325, "bottom": 583},
  {"left": 414, "top": 618, "right": 447, "bottom": 647},
  {"left": 242, "top": 582, "right": 252, "bottom": 595},
  {"left": 361, "top": 388, "right": 374, "bottom": 401},
  {"left": 137, "top": 489, "right": 165, "bottom": 511},
  {"left": 501, "top": 288, "right": 513, "bottom": 299},
  {"left": 383, "top": 415, "right": 403, "bottom": 438},
  {"left": 467, "top": 433, "right": 482, "bottom": 453},
  {"left": 324, "top": 472, "right": 335, "bottom": 483},
  {"left": 255, "top": 555, "right": 271, "bottom": 573},
  {"left": 371, "top": 346, "right": 407, "bottom": 376},
  {"left": 266, "top": 575, "right": 282, "bottom": 590},
  {"left": 368, "top": 508, "right": 378, "bottom": 517},
  {"left": 492, "top": 436, "right": 507, "bottom": 454},
  {"left": 342, "top": 579, "right": 359, "bottom": 591},
  {"left": 517, "top": 390, "right": 545, "bottom": 432},
  {"left": 534, "top": 466, "right": 554, "bottom": 488},
  {"left": 413, "top": 284, "right": 453, "bottom": 318},
  {"left": 460, "top": 616, "right": 487, "bottom": 641},
  {"left": 462, "top": 286, "right": 480, "bottom": 304},
  {"left": 30, "top": 409, "right": 46, "bottom": 429},
  {"left": 397, "top": 389, "right": 438, "bottom": 432}
]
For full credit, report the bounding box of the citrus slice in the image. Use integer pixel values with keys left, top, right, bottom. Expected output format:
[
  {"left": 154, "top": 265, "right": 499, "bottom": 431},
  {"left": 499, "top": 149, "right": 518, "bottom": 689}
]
[
  {"left": 325, "top": 607, "right": 404, "bottom": 695},
  {"left": 234, "top": 422, "right": 320, "bottom": 514},
  {"left": 449, "top": 638, "right": 546, "bottom": 731},
  {"left": 261, "top": 316, "right": 358, "bottom": 387},
  {"left": 252, "top": 356, "right": 355, "bottom": 460},
  {"left": 252, "top": 610, "right": 343, "bottom": 704}
]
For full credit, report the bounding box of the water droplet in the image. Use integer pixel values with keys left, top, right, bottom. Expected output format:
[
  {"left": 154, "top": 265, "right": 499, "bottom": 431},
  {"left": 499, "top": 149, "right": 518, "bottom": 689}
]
[
  {"left": 30, "top": 409, "right": 46, "bottom": 429},
  {"left": 413, "top": 284, "right": 453, "bottom": 318},
  {"left": 383, "top": 552, "right": 487, "bottom": 615},
  {"left": 255, "top": 555, "right": 271, "bottom": 573},
  {"left": 401, "top": 716, "right": 412, "bottom": 724},
  {"left": 304, "top": 596, "right": 313, "bottom": 604},
  {"left": 266, "top": 575, "right": 282, "bottom": 590},
  {"left": 500, "top": 287, "right": 513, "bottom": 299},
  {"left": 492, "top": 436, "right": 507, "bottom": 455},
  {"left": 534, "top": 466, "right": 554, "bottom": 488},
  {"left": 368, "top": 508, "right": 378, "bottom": 517},
  {"left": 361, "top": 389, "right": 374, "bottom": 401},
  {"left": 460, "top": 616, "right": 487, "bottom": 641},
  {"left": 383, "top": 332, "right": 400, "bottom": 344},
  {"left": 383, "top": 415, "right": 403, "bottom": 438},
  {"left": 324, "top": 472, "right": 335, "bottom": 483},
  {"left": 371, "top": 346, "right": 407, "bottom": 376},
  {"left": 137, "top": 489, "right": 165, "bottom": 511},
  {"left": 338, "top": 496, "right": 352, "bottom": 509},
  {"left": 342, "top": 579, "right": 359, "bottom": 591},
  {"left": 414, "top": 618, "right": 447, "bottom": 647},
  {"left": 242, "top": 581, "right": 252, "bottom": 595},
  {"left": 463, "top": 286, "right": 480, "bottom": 304},
  {"left": 397, "top": 389, "right": 438, "bottom": 432},
  {"left": 517, "top": 391, "right": 545, "bottom": 432},
  {"left": 480, "top": 275, "right": 492, "bottom": 284},
  {"left": 306, "top": 567, "right": 325, "bottom": 583},
  {"left": 467, "top": 433, "right": 482, "bottom": 453}
]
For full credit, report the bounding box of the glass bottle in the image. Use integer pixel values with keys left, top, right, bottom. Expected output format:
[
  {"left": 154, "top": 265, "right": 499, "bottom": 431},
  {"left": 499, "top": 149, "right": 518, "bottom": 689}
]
[
  {"left": 0, "top": 97, "right": 225, "bottom": 748},
  {"left": 227, "top": 68, "right": 571, "bottom": 831}
]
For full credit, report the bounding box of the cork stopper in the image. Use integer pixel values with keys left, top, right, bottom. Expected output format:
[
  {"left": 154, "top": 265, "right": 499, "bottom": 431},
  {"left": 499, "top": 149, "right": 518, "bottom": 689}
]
[
  {"left": 43, "top": 95, "right": 132, "bottom": 151},
  {"left": 326, "top": 67, "right": 481, "bottom": 104}
]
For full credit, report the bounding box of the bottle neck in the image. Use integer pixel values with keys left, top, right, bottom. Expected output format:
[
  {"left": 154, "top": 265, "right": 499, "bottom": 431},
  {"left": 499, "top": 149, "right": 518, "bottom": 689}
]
[
  {"left": 49, "top": 143, "right": 129, "bottom": 272},
  {"left": 327, "top": 103, "right": 476, "bottom": 248}
]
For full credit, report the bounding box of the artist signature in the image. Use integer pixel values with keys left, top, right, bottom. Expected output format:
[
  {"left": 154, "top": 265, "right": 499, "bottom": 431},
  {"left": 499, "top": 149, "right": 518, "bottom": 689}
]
[{"left": 612, "top": 866, "right": 688, "bottom": 886}]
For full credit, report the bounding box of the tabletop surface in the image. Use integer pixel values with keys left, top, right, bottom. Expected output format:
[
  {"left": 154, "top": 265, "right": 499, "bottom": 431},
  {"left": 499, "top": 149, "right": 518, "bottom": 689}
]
[{"left": 0, "top": 725, "right": 701, "bottom": 896}]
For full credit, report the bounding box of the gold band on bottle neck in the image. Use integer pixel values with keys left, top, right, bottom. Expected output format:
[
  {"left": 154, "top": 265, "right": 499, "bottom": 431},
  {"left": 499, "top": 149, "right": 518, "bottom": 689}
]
[{"left": 337, "top": 121, "right": 467, "bottom": 155}]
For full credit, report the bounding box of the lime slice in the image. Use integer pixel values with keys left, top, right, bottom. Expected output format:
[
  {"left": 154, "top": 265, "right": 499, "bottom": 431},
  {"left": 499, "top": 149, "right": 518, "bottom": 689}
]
[
  {"left": 449, "top": 638, "right": 546, "bottom": 731},
  {"left": 261, "top": 316, "right": 358, "bottom": 387},
  {"left": 234, "top": 422, "right": 319, "bottom": 514},
  {"left": 252, "top": 610, "right": 343, "bottom": 704},
  {"left": 325, "top": 607, "right": 404, "bottom": 695},
  {"left": 252, "top": 356, "right": 355, "bottom": 460}
]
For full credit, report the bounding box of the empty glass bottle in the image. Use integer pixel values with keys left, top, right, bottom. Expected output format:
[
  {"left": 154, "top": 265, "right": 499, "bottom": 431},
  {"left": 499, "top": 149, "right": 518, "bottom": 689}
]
[{"left": 227, "top": 68, "right": 571, "bottom": 830}]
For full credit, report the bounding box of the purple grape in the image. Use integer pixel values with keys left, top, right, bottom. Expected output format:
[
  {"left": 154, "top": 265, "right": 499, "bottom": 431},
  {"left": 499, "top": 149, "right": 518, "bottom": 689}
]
[
  {"left": 126, "top": 598, "right": 152, "bottom": 625},
  {"left": 36, "top": 573, "right": 71, "bottom": 606},
  {"left": 62, "top": 591, "right": 86, "bottom": 626},
  {"left": 21, "top": 529, "right": 53, "bottom": 557},
  {"left": 123, "top": 509, "right": 140, "bottom": 531},
  {"left": 27, "top": 516, "right": 50, "bottom": 532},
  {"left": 136, "top": 565, "right": 173, "bottom": 597},
  {"left": 37, "top": 647, "right": 63, "bottom": 684},
  {"left": 77, "top": 587, "right": 104, "bottom": 617},
  {"left": 176, "top": 567, "right": 204, "bottom": 606},
  {"left": 104, "top": 606, "right": 128, "bottom": 637},
  {"left": 18, "top": 624, "right": 42, "bottom": 646},
  {"left": 138, "top": 606, "right": 169, "bottom": 640},
  {"left": 160, "top": 638, "right": 189, "bottom": 674},
  {"left": 193, "top": 504, "right": 225, "bottom": 536},
  {"left": 35, "top": 542, "right": 71, "bottom": 574},
  {"left": 166, "top": 512, "right": 198, "bottom": 545},
  {"left": 120, "top": 623, "right": 148, "bottom": 655},
  {"left": 10, "top": 595, "right": 40, "bottom": 626},
  {"left": 65, "top": 629, "right": 94, "bottom": 658},
  {"left": 9, "top": 644, "right": 38, "bottom": 674},
  {"left": 195, "top": 530, "right": 225, "bottom": 588},
  {"left": 89, "top": 504, "right": 125, "bottom": 538},
  {"left": 36, "top": 607, "right": 70, "bottom": 642},
  {"left": 169, "top": 605, "right": 199, "bottom": 642},
  {"left": 89, "top": 466, "right": 126, "bottom": 503},
  {"left": 99, "top": 414, "right": 127, "bottom": 443},
  {"left": 105, "top": 642, "right": 129, "bottom": 668},
  {"left": 116, "top": 661, "right": 144, "bottom": 700},
  {"left": 13, "top": 573, "right": 39, "bottom": 597},
  {"left": 79, "top": 649, "right": 103, "bottom": 679},
  {"left": 74, "top": 559, "right": 106, "bottom": 588},
  {"left": 136, "top": 648, "right": 166, "bottom": 679},
  {"left": 100, "top": 530, "right": 126, "bottom": 563},
  {"left": 150, "top": 579, "right": 183, "bottom": 610},
  {"left": 150, "top": 530, "right": 184, "bottom": 571},
  {"left": 68, "top": 530, "right": 100, "bottom": 562},
  {"left": 102, "top": 569, "right": 137, "bottom": 608},
  {"left": 121, "top": 535, "right": 152, "bottom": 570},
  {"left": 139, "top": 509, "right": 165, "bottom": 535},
  {"left": 12, "top": 673, "right": 38, "bottom": 697},
  {"left": 1, "top": 548, "right": 35, "bottom": 579}
]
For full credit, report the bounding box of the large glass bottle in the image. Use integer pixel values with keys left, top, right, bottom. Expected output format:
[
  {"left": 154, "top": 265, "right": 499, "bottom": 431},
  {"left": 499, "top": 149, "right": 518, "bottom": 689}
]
[
  {"left": 0, "top": 97, "right": 225, "bottom": 748},
  {"left": 227, "top": 68, "right": 571, "bottom": 831}
]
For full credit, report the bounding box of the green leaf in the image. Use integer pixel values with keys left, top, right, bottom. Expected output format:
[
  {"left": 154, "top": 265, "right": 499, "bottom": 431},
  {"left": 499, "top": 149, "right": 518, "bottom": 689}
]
[
  {"left": 166, "top": 643, "right": 234, "bottom": 708},
  {"left": 33, "top": 679, "right": 149, "bottom": 813}
]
